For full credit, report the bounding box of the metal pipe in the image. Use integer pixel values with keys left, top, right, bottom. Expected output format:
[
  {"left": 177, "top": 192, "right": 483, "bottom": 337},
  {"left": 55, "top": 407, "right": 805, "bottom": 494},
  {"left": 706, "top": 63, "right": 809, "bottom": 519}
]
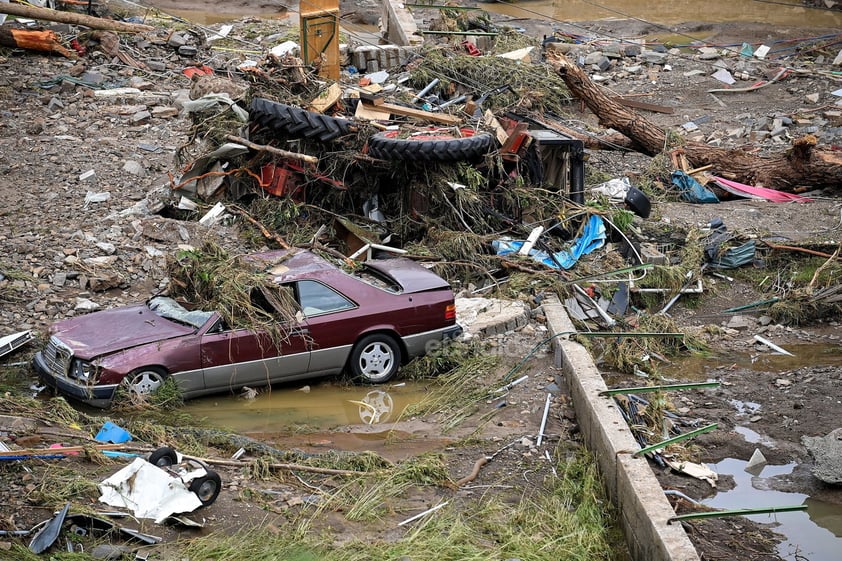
[
  {"left": 537, "top": 393, "right": 552, "bottom": 447},
  {"left": 412, "top": 78, "right": 439, "bottom": 103}
]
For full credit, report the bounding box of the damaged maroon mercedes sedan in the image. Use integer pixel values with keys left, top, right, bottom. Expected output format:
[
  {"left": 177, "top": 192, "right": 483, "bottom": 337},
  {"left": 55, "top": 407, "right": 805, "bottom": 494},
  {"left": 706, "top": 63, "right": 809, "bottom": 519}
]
[{"left": 34, "top": 249, "right": 462, "bottom": 408}]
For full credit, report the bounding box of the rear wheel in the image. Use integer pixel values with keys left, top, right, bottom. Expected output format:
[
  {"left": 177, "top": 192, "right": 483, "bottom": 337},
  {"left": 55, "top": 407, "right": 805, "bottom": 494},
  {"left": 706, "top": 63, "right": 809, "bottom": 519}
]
[
  {"left": 189, "top": 470, "right": 222, "bottom": 507},
  {"left": 350, "top": 334, "right": 401, "bottom": 384}
]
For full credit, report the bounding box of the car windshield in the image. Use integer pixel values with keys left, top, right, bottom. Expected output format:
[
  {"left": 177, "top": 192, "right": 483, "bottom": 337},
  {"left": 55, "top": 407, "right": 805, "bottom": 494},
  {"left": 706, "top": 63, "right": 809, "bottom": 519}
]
[{"left": 147, "top": 296, "right": 213, "bottom": 329}]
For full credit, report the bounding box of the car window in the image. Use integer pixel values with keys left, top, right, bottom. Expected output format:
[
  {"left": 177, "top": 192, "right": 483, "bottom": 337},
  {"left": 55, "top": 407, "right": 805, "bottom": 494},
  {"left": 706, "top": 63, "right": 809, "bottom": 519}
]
[
  {"left": 296, "top": 280, "right": 355, "bottom": 316},
  {"left": 148, "top": 296, "right": 214, "bottom": 329},
  {"left": 353, "top": 267, "right": 401, "bottom": 293}
]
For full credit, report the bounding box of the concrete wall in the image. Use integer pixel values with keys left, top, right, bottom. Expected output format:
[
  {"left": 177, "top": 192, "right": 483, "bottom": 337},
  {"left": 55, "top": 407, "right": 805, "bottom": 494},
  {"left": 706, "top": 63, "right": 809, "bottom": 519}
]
[
  {"left": 542, "top": 294, "right": 701, "bottom": 561},
  {"left": 380, "top": 0, "right": 423, "bottom": 47}
]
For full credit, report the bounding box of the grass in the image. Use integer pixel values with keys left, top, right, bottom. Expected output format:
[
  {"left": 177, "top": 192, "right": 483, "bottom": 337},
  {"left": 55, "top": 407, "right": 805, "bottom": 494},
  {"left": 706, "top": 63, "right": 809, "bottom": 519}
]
[
  {"left": 402, "top": 341, "right": 501, "bottom": 433},
  {"left": 178, "top": 449, "right": 623, "bottom": 561}
]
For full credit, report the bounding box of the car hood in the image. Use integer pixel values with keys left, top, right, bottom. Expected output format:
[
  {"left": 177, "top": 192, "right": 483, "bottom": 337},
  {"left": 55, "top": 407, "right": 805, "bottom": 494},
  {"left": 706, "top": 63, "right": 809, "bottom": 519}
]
[
  {"left": 364, "top": 258, "right": 451, "bottom": 293},
  {"left": 49, "top": 304, "right": 198, "bottom": 358}
]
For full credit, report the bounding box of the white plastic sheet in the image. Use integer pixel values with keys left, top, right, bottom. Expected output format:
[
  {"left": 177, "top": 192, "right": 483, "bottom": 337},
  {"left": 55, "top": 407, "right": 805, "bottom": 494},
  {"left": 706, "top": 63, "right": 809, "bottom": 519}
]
[{"left": 99, "top": 458, "right": 203, "bottom": 523}]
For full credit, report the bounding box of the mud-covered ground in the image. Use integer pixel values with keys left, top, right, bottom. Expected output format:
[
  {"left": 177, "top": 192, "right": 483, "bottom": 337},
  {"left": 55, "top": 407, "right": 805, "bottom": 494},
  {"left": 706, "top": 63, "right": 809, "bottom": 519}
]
[{"left": 0, "top": 1, "right": 841, "bottom": 560}]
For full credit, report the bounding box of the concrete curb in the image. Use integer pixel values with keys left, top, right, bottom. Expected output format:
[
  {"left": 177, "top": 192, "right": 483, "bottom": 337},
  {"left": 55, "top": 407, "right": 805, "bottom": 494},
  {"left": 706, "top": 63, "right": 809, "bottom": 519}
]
[{"left": 542, "top": 294, "right": 701, "bottom": 561}]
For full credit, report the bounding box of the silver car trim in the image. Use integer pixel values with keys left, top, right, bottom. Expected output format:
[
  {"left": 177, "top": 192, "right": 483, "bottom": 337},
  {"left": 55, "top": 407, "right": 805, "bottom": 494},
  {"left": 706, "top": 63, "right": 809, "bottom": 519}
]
[{"left": 402, "top": 325, "right": 463, "bottom": 357}]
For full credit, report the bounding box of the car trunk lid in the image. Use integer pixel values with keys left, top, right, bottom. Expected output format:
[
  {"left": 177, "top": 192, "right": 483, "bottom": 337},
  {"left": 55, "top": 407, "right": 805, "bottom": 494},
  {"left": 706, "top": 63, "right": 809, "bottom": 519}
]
[{"left": 364, "top": 258, "right": 451, "bottom": 294}]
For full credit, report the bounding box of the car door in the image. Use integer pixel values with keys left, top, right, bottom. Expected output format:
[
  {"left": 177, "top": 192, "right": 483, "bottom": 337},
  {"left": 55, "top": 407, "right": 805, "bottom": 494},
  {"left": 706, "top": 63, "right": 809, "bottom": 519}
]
[
  {"left": 294, "top": 279, "right": 359, "bottom": 375},
  {"left": 200, "top": 288, "right": 311, "bottom": 392}
]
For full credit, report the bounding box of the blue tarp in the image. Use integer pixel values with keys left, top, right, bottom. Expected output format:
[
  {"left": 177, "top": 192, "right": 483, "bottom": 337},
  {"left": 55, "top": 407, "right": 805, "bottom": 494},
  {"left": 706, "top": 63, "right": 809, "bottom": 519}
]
[
  {"left": 493, "top": 214, "right": 606, "bottom": 270},
  {"left": 671, "top": 170, "right": 719, "bottom": 204}
]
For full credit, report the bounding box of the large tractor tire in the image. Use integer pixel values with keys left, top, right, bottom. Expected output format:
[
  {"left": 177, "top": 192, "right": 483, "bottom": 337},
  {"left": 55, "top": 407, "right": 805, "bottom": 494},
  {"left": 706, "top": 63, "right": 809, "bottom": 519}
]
[
  {"left": 367, "top": 128, "right": 494, "bottom": 162},
  {"left": 249, "top": 97, "right": 352, "bottom": 142}
]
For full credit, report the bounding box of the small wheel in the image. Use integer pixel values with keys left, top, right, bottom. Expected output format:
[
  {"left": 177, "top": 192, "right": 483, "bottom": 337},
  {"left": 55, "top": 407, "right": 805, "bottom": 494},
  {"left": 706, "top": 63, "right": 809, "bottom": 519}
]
[
  {"left": 189, "top": 470, "right": 222, "bottom": 507},
  {"left": 350, "top": 334, "right": 401, "bottom": 384},
  {"left": 148, "top": 446, "right": 178, "bottom": 468},
  {"left": 125, "top": 367, "right": 167, "bottom": 395}
]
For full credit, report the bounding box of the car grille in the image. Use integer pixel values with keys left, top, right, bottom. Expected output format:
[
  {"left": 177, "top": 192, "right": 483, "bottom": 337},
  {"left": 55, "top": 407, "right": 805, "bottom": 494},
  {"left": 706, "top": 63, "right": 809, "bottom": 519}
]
[{"left": 42, "top": 336, "right": 73, "bottom": 377}]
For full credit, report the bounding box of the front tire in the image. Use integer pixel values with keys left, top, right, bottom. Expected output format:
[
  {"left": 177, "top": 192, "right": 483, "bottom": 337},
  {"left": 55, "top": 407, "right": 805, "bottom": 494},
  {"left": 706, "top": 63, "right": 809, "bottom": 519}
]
[
  {"left": 350, "top": 334, "right": 401, "bottom": 384},
  {"left": 125, "top": 367, "right": 167, "bottom": 396}
]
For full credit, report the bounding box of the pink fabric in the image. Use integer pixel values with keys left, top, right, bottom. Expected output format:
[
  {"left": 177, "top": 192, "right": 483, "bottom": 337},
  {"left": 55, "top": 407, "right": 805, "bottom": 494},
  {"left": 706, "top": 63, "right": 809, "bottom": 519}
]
[{"left": 712, "top": 176, "right": 812, "bottom": 203}]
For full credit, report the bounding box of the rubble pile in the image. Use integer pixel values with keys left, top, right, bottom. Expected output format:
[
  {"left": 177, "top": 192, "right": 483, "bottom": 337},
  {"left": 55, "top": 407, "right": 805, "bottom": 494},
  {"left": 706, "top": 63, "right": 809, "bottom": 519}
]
[{"left": 0, "top": 1, "right": 840, "bottom": 352}]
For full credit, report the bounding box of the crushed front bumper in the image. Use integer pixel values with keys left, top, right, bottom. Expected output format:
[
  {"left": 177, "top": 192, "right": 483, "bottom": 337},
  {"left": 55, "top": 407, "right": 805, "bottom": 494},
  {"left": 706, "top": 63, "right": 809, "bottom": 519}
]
[{"left": 33, "top": 351, "right": 117, "bottom": 408}]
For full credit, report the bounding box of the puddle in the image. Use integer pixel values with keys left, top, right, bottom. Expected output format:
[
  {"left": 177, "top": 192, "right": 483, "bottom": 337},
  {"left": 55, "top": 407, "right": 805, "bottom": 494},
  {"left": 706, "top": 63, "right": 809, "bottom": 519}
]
[
  {"left": 734, "top": 425, "right": 776, "bottom": 449},
  {"left": 182, "top": 381, "right": 429, "bottom": 433},
  {"left": 729, "top": 399, "right": 761, "bottom": 416},
  {"left": 705, "top": 457, "right": 842, "bottom": 560},
  {"left": 181, "top": 381, "right": 450, "bottom": 460},
  {"left": 482, "top": 0, "right": 842, "bottom": 28},
  {"left": 663, "top": 342, "right": 842, "bottom": 381}
]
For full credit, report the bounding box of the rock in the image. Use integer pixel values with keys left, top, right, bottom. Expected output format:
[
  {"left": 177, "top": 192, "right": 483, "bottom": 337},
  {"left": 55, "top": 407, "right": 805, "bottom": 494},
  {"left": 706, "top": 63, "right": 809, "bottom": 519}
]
[
  {"left": 621, "top": 43, "right": 641, "bottom": 57},
  {"left": 167, "top": 32, "right": 189, "bottom": 48},
  {"left": 91, "top": 544, "right": 130, "bottom": 560},
  {"left": 189, "top": 75, "right": 249, "bottom": 101},
  {"left": 726, "top": 315, "right": 754, "bottom": 331},
  {"left": 131, "top": 110, "right": 152, "bottom": 125},
  {"left": 697, "top": 47, "right": 720, "bottom": 60},
  {"left": 641, "top": 51, "right": 668, "bottom": 65},
  {"left": 802, "top": 429, "right": 842, "bottom": 484},
  {"left": 75, "top": 297, "right": 100, "bottom": 311},
  {"left": 123, "top": 160, "right": 146, "bottom": 176},
  {"left": 151, "top": 106, "right": 179, "bottom": 118}
]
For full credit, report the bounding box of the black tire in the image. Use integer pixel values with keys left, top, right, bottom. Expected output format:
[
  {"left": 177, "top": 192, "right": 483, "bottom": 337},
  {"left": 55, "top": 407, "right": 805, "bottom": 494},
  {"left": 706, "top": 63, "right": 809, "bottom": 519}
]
[
  {"left": 189, "top": 470, "right": 222, "bottom": 507},
  {"left": 367, "top": 129, "right": 494, "bottom": 161},
  {"left": 349, "top": 334, "right": 401, "bottom": 384},
  {"left": 148, "top": 446, "right": 178, "bottom": 468},
  {"left": 249, "top": 97, "right": 352, "bottom": 142}
]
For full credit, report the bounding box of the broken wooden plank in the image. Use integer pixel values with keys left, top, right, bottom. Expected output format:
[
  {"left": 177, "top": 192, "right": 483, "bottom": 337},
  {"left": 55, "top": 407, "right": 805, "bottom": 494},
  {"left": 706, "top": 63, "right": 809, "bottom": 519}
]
[
  {"left": 355, "top": 102, "right": 392, "bottom": 121},
  {"left": 0, "top": 4, "right": 154, "bottom": 33},
  {"left": 366, "top": 101, "right": 461, "bottom": 125},
  {"left": 483, "top": 109, "right": 508, "bottom": 145},
  {"left": 308, "top": 82, "right": 342, "bottom": 114}
]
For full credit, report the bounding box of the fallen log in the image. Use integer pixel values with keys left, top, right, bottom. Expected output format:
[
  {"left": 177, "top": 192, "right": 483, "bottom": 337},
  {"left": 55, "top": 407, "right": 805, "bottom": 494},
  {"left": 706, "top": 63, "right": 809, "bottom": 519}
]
[
  {"left": 0, "top": 26, "right": 74, "bottom": 57},
  {"left": 547, "top": 52, "right": 842, "bottom": 193},
  {"left": 0, "top": 3, "right": 154, "bottom": 33}
]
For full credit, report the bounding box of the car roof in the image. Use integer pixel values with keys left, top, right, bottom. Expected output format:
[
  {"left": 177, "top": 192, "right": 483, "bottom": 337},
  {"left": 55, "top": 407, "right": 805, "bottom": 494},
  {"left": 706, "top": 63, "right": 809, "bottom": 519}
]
[
  {"left": 246, "top": 248, "right": 450, "bottom": 293},
  {"left": 246, "top": 248, "right": 336, "bottom": 280}
]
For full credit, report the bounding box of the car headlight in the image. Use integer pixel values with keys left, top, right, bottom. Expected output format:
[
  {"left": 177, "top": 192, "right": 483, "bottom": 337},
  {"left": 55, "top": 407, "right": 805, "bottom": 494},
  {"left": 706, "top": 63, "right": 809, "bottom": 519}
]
[{"left": 71, "top": 359, "right": 99, "bottom": 382}]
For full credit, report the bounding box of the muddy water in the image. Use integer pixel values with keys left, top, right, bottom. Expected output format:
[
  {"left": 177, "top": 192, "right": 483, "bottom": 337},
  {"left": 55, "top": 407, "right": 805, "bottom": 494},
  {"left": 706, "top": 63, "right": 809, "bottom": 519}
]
[
  {"left": 705, "top": 457, "right": 842, "bottom": 561},
  {"left": 181, "top": 381, "right": 450, "bottom": 460},
  {"left": 662, "top": 342, "right": 842, "bottom": 380},
  {"left": 661, "top": 343, "right": 842, "bottom": 561},
  {"left": 483, "top": 0, "right": 842, "bottom": 29},
  {"left": 183, "top": 381, "right": 428, "bottom": 432}
]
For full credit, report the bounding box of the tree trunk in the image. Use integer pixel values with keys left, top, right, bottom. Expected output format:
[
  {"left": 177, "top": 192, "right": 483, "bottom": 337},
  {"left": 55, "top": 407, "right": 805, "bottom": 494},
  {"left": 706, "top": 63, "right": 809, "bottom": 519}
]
[
  {"left": 0, "top": 3, "right": 154, "bottom": 33},
  {"left": 547, "top": 52, "right": 842, "bottom": 192}
]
